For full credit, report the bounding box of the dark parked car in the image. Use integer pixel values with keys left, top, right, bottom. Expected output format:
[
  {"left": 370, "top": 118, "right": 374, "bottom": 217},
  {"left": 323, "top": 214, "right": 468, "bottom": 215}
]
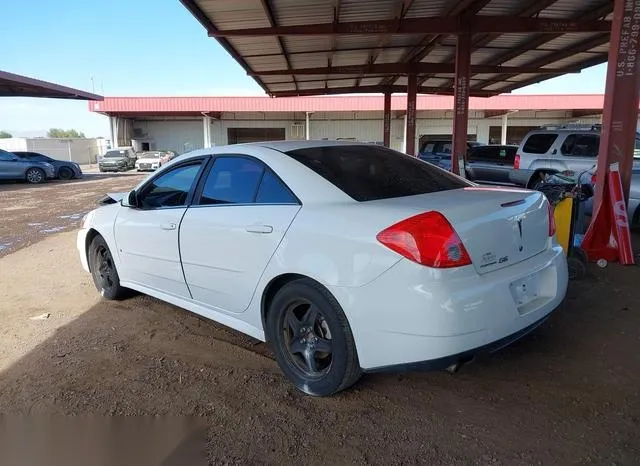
[
  {"left": 0, "top": 149, "right": 55, "bottom": 184},
  {"left": 465, "top": 145, "right": 520, "bottom": 185},
  {"left": 98, "top": 147, "right": 136, "bottom": 172},
  {"left": 418, "top": 140, "right": 482, "bottom": 170},
  {"left": 13, "top": 151, "right": 83, "bottom": 180}
]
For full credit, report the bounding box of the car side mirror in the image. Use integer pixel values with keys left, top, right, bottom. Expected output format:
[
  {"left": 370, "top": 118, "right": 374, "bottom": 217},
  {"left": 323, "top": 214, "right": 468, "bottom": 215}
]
[{"left": 122, "top": 190, "right": 138, "bottom": 208}]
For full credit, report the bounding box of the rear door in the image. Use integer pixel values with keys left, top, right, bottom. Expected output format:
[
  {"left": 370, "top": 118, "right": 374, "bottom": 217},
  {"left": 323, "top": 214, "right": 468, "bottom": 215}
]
[
  {"left": 179, "top": 155, "right": 300, "bottom": 313},
  {"left": 558, "top": 133, "right": 599, "bottom": 176},
  {"left": 0, "top": 151, "right": 23, "bottom": 179}
]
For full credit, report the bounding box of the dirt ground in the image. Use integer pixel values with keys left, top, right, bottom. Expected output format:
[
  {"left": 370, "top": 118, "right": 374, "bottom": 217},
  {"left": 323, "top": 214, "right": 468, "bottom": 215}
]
[
  {"left": 0, "top": 176, "right": 639, "bottom": 465},
  {"left": 0, "top": 172, "right": 145, "bottom": 258}
]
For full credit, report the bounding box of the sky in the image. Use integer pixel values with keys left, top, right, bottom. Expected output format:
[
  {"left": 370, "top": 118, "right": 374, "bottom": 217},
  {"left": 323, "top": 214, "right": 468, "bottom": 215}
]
[{"left": 0, "top": 0, "right": 609, "bottom": 139}]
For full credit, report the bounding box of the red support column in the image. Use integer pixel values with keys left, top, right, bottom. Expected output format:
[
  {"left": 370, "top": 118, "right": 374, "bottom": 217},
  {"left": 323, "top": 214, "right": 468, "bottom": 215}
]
[
  {"left": 405, "top": 74, "right": 417, "bottom": 156},
  {"left": 383, "top": 92, "right": 392, "bottom": 147},
  {"left": 452, "top": 32, "right": 471, "bottom": 176},
  {"left": 594, "top": 0, "right": 640, "bottom": 210}
]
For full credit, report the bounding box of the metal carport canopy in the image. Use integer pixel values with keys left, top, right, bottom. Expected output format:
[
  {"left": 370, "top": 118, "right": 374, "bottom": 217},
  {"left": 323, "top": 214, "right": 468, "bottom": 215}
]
[
  {"left": 179, "top": 0, "right": 613, "bottom": 98},
  {"left": 0, "top": 70, "right": 103, "bottom": 100}
]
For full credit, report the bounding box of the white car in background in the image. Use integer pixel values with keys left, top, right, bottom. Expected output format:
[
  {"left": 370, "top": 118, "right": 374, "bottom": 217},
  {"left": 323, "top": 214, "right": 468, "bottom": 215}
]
[
  {"left": 77, "top": 141, "right": 568, "bottom": 396},
  {"left": 135, "top": 151, "right": 164, "bottom": 172}
]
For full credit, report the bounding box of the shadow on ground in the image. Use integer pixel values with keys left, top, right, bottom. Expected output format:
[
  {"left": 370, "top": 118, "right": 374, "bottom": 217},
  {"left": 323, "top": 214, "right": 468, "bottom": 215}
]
[{"left": 0, "top": 266, "right": 639, "bottom": 465}]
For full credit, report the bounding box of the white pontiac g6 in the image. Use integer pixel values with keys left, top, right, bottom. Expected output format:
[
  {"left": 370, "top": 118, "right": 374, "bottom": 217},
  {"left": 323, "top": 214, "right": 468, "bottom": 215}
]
[{"left": 78, "top": 141, "right": 568, "bottom": 396}]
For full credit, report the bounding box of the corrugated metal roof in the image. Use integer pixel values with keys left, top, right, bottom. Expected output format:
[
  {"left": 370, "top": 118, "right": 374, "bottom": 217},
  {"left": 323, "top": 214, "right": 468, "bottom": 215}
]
[
  {"left": 181, "top": 0, "right": 613, "bottom": 97},
  {"left": 0, "top": 70, "right": 102, "bottom": 100},
  {"left": 89, "top": 94, "right": 618, "bottom": 115}
]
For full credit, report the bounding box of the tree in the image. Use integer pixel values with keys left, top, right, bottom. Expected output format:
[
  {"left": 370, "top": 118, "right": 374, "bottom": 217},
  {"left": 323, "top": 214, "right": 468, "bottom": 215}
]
[
  {"left": 0, "top": 130, "right": 12, "bottom": 138},
  {"left": 47, "top": 128, "right": 86, "bottom": 138}
]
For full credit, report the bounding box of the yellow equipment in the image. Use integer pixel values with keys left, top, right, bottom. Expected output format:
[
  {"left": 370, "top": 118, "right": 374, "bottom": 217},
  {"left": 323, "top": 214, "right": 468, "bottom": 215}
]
[{"left": 553, "top": 197, "right": 574, "bottom": 254}]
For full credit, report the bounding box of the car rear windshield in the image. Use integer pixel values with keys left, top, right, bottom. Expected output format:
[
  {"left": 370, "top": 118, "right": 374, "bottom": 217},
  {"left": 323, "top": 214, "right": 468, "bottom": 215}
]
[
  {"left": 285, "top": 145, "right": 470, "bottom": 202},
  {"left": 522, "top": 133, "right": 558, "bottom": 154}
]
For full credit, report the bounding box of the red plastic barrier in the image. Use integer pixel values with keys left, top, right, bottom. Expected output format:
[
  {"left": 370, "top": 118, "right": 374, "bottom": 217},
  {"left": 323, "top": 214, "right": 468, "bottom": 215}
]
[
  {"left": 608, "top": 164, "right": 634, "bottom": 265},
  {"left": 581, "top": 163, "right": 635, "bottom": 265}
]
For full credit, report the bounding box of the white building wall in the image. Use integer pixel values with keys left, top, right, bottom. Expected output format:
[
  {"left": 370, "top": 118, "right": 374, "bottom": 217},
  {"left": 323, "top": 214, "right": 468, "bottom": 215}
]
[
  {"left": 131, "top": 113, "right": 610, "bottom": 156},
  {"left": 134, "top": 120, "right": 205, "bottom": 154},
  {"left": 0, "top": 138, "right": 28, "bottom": 151},
  {"left": 0, "top": 138, "right": 101, "bottom": 164}
]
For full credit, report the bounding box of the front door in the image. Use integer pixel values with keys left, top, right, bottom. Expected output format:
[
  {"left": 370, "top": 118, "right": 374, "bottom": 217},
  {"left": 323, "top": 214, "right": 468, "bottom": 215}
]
[
  {"left": 180, "top": 156, "right": 300, "bottom": 313},
  {"left": 114, "top": 160, "right": 205, "bottom": 298}
]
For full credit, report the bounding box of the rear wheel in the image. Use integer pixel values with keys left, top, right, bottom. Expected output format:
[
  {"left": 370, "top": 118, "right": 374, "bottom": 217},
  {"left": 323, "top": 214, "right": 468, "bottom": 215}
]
[
  {"left": 266, "top": 279, "right": 361, "bottom": 396},
  {"left": 89, "top": 235, "right": 127, "bottom": 300},
  {"left": 58, "top": 167, "right": 74, "bottom": 180},
  {"left": 25, "top": 168, "right": 46, "bottom": 184}
]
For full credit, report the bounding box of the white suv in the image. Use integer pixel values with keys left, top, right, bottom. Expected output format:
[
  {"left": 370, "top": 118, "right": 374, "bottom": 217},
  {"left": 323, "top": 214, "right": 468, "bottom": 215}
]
[{"left": 515, "top": 124, "right": 640, "bottom": 185}]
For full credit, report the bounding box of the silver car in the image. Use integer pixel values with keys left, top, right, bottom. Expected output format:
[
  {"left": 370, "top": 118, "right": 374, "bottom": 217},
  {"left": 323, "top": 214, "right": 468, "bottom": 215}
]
[{"left": 0, "top": 149, "right": 55, "bottom": 184}]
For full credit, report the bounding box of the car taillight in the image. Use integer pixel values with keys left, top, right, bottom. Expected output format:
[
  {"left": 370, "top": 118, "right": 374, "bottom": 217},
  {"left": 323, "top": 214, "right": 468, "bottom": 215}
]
[
  {"left": 514, "top": 154, "right": 521, "bottom": 169},
  {"left": 547, "top": 202, "right": 556, "bottom": 237},
  {"left": 376, "top": 211, "right": 472, "bottom": 268}
]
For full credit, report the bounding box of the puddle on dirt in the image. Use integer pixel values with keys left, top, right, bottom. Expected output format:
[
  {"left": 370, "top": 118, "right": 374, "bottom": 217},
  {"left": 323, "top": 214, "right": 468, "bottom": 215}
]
[
  {"left": 58, "top": 213, "right": 85, "bottom": 220},
  {"left": 27, "top": 223, "right": 45, "bottom": 227},
  {"left": 39, "top": 227, "right": 66, "bottom": 234},
  {"left": 0, "top": 243, "right": 11, "bottom": 251}
]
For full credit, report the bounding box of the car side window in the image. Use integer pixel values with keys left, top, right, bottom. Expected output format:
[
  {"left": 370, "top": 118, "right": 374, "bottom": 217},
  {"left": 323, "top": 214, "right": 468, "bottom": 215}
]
[
  {"left": 138, "top": 162, "right": 203, "bottom": 209},
  {"left": 567, "top": 134, "right": 599, "bottom": 157},
  {"left": 522, "top": 133, "right": 558, "bottom": 154},
  {"left": 198, "top": 157, "right": 264, "bottom": 205},
  {"left": 255, "top": 170, "right": 297, "bottom": 204}
]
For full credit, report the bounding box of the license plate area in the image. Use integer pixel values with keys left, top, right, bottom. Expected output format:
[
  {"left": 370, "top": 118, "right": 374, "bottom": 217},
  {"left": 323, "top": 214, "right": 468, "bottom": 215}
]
[{"left": 510, "top": 273, "right": 541, "bottom": 314}]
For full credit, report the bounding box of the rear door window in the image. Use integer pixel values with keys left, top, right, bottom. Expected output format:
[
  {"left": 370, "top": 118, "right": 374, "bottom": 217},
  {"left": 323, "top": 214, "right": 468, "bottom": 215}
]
[
  {"left": 522, "top": 133, "right": 558, "bottom": 154},
  {"left": 561, "top": 134, "right": 599, "bottom": 157},
  {"left": 285, "top": 145, "right": 470, "bottom": 202}
]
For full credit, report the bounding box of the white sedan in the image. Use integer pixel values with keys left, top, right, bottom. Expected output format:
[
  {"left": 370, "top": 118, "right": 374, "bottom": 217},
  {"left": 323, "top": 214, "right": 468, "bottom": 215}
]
[{"left": 78, "top": 141, "right": 568, "bottom": 396}]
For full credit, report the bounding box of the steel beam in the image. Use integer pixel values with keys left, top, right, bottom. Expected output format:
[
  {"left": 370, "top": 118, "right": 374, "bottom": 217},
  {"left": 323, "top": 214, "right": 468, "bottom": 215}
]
[
  {"left": 383, "top": 92, "right": 392, "bottom": 147},
  {"left": 251, "top": 63, "right": 579, "bottom": 76},
  {"left": 208, "top": 17, "right": 610, "bottom": 36},
  {"left": 259, "top": 0, "right": 298, "bottom": 91},
  {"left": 452, "top": 33, "right": 471, "bottom": 175},
  {"left": 269, "top": 85, "right": 497, "bottom": 97},
  {"left": 178, "top": 0, "right": 271, "bottom": 95},
  {"left": 594, "top": 0, "right": 640, "bottom": 209},
  {"left": 405, "top": 75, "right": 417, "bottom": 156}
]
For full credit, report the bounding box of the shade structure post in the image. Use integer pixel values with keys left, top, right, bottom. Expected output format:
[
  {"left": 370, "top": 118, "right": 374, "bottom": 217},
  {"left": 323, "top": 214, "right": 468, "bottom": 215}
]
[
  {"left": 383, "top": 92, "right": 392, "bottom": 147},
  {"left": 594, "top": 0, "right": 640, "bottom": 210},
  {"left": 452, "top": 32, "right": 471, "bottom": 175},
  {"left": 405, "top": 74, "right": 417, "bottom": 156}
]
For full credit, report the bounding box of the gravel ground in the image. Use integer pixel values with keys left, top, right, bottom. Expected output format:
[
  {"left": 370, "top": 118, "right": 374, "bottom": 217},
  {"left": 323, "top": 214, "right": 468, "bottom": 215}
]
[{"left": 0, "top": 176, "right": 638, "bottom": 465}]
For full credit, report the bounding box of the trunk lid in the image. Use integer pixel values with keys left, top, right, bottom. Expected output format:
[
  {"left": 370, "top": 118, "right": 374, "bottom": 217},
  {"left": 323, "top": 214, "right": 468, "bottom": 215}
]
[{"left": 371, "top": 187, "right": 550, "bottom": 274}]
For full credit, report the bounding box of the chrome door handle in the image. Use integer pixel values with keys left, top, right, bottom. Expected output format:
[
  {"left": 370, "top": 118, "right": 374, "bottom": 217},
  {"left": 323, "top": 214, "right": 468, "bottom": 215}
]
[
  {"left": 160, "top": 222, "right": 177, "bottom": 230},
  {"left": 245, "top": 224, "right": 273, "bottom": 234}
]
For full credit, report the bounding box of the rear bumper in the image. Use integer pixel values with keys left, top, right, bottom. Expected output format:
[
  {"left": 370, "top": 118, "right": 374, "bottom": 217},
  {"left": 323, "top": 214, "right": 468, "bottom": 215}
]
[
  {"left": 330, "top": 243, "right": 568, "bottom": 370},
  {"left": 364, "top": 315, "right": 549, "bottom": 373}
]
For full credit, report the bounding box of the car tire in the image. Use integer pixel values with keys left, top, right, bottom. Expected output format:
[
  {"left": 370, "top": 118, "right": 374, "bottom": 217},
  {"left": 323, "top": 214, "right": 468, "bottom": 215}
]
[
  {"left": 25, "top": 167, "right": 46, "bottom": 184},
  {"left": 88, "top": 235, "right": 128, "bottom": 300},
  {"left": 58, "top": 167, "right": 74, "bottom": 180},
  {"left": 266, "top": 278, "right": 361, "bottom": 396}
]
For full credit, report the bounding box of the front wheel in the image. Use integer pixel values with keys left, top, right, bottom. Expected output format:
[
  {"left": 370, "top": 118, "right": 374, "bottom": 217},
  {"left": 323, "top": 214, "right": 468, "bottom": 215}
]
[
  {"left": 25, "top": 168, "right": 46, "bottom": 184},
  {"left": 58, "top": 167, "right": 74, "bottom": 180},
  {"left": 266, "top": 279, "right": 361, "bottom": 396},
  {"left": 88, "top": 235, "right": 128, "bottom": 300}
]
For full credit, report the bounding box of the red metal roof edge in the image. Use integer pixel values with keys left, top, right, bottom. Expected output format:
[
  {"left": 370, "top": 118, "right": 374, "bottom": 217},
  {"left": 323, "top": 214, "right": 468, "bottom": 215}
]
[{"left": 89, "top": 94, "right": 610, "bottom": 114}]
